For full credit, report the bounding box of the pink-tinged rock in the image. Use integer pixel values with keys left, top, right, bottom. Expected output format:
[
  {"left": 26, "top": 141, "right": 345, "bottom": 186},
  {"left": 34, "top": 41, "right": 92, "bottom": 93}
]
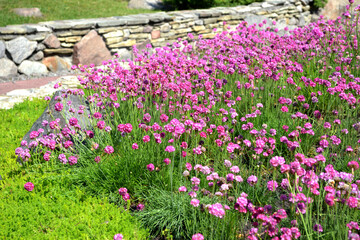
[
  {"left": 151, "top": 30, "right": 160, "bottom": 39},
  {"left": 72, "top": 30, "right": 112, "bottom": 66},
  {"left": 42, "top": 56, "right": 70, "bottom": 72},
  {"left": 320, "top": 0, "right": 360, "bottom": 20},
  {"left": 43, "top": 34, "right": 60, "bottom": 49},
  {"left": 13, "top": 8, "right": 42, "bottom": 17}
]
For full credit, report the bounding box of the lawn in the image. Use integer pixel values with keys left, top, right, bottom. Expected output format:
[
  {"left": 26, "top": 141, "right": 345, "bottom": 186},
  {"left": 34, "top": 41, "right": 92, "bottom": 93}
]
[
  {"left": 0, "top": 0, "right": 157, "bottom": 27},
  {"left": 0, "top": 99, "right": 148, "bottom": 239}
]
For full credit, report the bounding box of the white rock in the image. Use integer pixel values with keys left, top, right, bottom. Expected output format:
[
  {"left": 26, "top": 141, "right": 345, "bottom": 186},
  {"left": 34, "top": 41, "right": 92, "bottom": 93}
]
[{"left": 18, "top": 60, "right": 49, "bottom": 76}]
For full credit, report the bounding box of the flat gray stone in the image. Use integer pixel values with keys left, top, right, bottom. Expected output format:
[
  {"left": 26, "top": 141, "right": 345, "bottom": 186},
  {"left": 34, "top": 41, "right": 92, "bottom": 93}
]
[
  {"left": 96, "top": 18, "right": 127, "bottom": 27},
  {"left": 0, "top": 58, "right": 17, "bottom": 78},
  {"left": 0, "top": 25, "right": 36, "bottom": 34},
  {"left": 0, "top": 41, "right": 5, "bottom": 58},
  {"left": 121, "top": 16, "right": 149, "bottom": 25},
  {"left": 40, "top": 21, "right": 72, "bottom": 30},
  {"left": 26, "top": 24, "right": 51, "bottom": 32},
  {"left": 68, "top": 19, "right": 96, "bottom": 29},
  {"left": 6, "top": 37, "right": 37, "bottom": 64},
  {"left": 26, "top": 32, "right": 47, "bottom": 41},
  {"left": 18, "top": 60, "right": 49, "bottom": 76}
]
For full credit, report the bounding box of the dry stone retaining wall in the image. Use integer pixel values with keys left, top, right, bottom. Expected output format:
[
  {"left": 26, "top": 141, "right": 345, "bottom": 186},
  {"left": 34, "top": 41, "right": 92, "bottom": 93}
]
[{"left": 0, "top": 0, "right": 313, "bottom": 80}]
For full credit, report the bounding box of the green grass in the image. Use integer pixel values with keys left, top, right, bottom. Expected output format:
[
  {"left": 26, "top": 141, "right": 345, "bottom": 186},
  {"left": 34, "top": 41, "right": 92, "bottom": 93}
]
[
  {"left": 0, "top": 0, "right": 157, "bottom": 27},
  {"left": 0, "top": 98, "right": 148, "bottom": 239}
]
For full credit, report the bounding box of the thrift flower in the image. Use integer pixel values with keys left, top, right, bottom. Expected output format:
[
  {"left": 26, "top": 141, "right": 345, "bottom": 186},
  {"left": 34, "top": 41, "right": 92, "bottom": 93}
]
[{"left": 24, "top": 182, "right": 34, "bottom": 192}]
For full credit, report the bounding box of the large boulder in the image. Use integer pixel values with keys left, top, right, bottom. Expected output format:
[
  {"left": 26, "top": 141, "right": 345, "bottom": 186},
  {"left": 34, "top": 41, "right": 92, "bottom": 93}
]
[
  {"left": 12, "top": 8, "right": 42, "bottom": 17},
  {"left": 128, "top": 0, "right": 164, "bottom": 10},
  {"left": 5, "top": 37, "right": 37, "bottom": 64},
  {"left": 72, "top": 30, "right": 112, "bottom": 66},
  {"left": 0, "top": 58, "right": 17, "bottom": 78},
  {"left": 42, "top": 56, "right": 71, "bottom": 72},
  {"left": 320, "top": 0, "right": 360, "bottom": 20},
  {"left": 17, "top": 90, "right": 91, "bottom": 163},
  {"left": 18, "top": 60, "right": 48, "bottom": 76}
]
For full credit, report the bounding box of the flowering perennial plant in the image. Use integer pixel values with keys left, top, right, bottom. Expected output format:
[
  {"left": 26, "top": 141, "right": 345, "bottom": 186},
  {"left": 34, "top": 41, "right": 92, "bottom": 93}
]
[{"left": 16, "top": 1, "right": 360, "bottom": 239}]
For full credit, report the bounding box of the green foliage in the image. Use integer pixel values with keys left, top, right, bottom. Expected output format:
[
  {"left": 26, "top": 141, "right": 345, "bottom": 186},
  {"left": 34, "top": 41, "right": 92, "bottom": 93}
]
[
  {"left": 0, "top": 0, "right": 156, "bottom": 27},
  {"left": 163, "top": 0, "right": 261, "bottom": 10},
  {"left": 0, "top": 98, "right": 48, "bottom": 177},
  {"left": 313, "top": 0, "right": 328, "bottom": 9},
  {"left": 0, "top": 174, "right": 148, "bottom": 239},
  {"left": 0, "top": 99, "right": 148, "bottom": 239}
]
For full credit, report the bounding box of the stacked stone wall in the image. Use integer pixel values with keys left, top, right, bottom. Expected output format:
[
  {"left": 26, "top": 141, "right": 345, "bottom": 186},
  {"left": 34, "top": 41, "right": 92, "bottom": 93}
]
[{"left": 0, "top": 0, "right": 313, "bottom": 80}]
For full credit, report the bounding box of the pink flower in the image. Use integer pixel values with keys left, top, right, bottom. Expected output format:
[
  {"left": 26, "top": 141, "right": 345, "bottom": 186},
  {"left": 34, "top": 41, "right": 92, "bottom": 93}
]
[
  {"left": 54, "top": 102, "right": 63, "bottom": 112},
  {"left": 132, "top": 143, "right": 139, "bottom": 149},
  {"left": 147, "top": 163, "right": 155, "bottom": 171},
  {"left": 190, "top": 199, "right": 200, "bottom": 207},
  {"left": 165, "top": 145, "right": 175, "bottom": 152},
  {"left": 281, "top": 106, "right": 289, "bottom": 112},
  {"left": 347, "top": 197, "right": 358, "bottom": 208},
  {"left": 137, "top": 203, "right": 145, "bottom": 211},
  {"left": 267, "top": 180, "right": 278, "bottom": 192},
  {"left": 124, "top": 123, "right": 133, "bottom": 133},
  {"left": 163, "top": 158, "right": 171, "bottom": 165},
  {"left": 122, "top": 193, "right": 130, "bottom": 201},
  {"left": 143, "top": 135, "right": 150, "bottom": 143},
  {"left": 224, "top": 159, "right": 232, "bottom": 167},
  {"left": 247, "top": 175, "right": 258, "bottom": 186},
  {"left": 94, "top": 156, "right": 101, "bottom": 163},
  {"left": 43, "top": 151, "right": 51, "bottom": 161},
  {"left": 24, "top": 182, "right": 34, "bottom": 191},
  {"left": 160, "top": 114, "right": 169, "bottom": 123},
  {"left": 230, "top": 166, "right": 240, "bottom": 173},
  {"left": 186, "top": 162, "right": 192, "bottom": 171},
  {"left": 118, "top": 188, "right": 128, "bottom": 196},
  {"left": 270, "top": 156, "right": 285, "bottom": 167},
  {"left": 348, "top": 161, "right": 359, "bottom": 170},
  {"left": 192, "top": 233, "right": 204, "bottom": 240},
  {"left": 114, "top": 234, "right": 123, "bottom": 240},
  {"left": 207, "top": 203, "right": 226, "bottom": 218},
  {"left": 68, "top": 156, "right": 78, "bottom": 165},
  {"left": 104, "top": 145, "right": 114, "bottom": 154},
  {"left": 178, "top": 186, "right": 187, "bottom": 192}
]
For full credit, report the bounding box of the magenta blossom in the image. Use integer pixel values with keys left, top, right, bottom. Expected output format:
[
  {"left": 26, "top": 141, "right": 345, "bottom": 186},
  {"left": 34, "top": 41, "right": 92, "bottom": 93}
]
[
  {"left": 165, "top": 145, "right": 175, "bottom": 152},
  {"left": 24, "top": 182, "right": 34, "bottom": 192},
  {"left": 104, "top": 145, "right": 114, "bottom": 154},
  {"left": 192, "top": 233, "right": 204, "bottom": 240},
  {"left": 247, "top": 175, "right": 258, "bottom": 186},
  {"left": 113, "top": 234, "right": 123, "bottom": 240},
  {"left": 147, "top": 163, "right": 155, "bottom": 171}
]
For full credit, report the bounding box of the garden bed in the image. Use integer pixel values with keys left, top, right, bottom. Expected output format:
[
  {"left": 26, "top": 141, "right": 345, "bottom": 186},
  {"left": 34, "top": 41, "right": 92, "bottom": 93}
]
[{"left": 2, "top": 1, "right": 360, "bottom": 239}]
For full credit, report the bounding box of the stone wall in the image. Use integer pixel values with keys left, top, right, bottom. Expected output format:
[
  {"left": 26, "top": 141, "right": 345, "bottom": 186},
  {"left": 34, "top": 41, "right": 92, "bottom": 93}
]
[{"left": 0, "top": 0, "right": 313, "bottom": 80}]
